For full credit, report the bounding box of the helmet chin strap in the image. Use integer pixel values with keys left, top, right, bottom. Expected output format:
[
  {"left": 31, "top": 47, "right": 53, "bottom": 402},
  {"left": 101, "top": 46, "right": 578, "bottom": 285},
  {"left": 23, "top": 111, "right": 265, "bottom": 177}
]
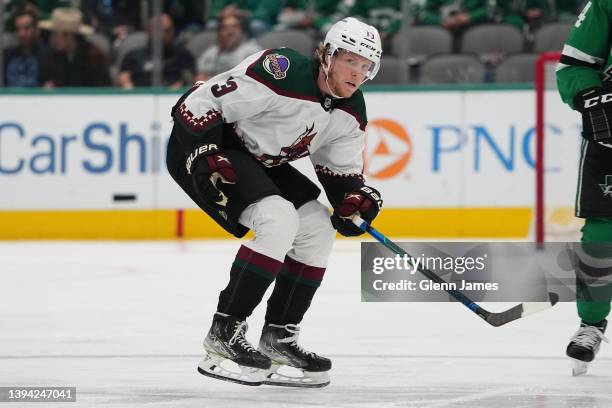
[
  {"left": 322, "top": 52, "right": 343, "bottom": 99},
  {"left": 322, "top": 50, "right": 370, "bottom": 99},
  {"left": 324, "top": 75, "right": 343, "bottom": 99}
]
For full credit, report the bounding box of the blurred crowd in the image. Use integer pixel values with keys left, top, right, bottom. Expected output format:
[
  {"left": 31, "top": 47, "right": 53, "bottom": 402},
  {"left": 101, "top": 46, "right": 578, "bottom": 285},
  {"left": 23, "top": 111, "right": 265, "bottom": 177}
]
[{"left": 0, "top": 0, "right": 586, "bottom": 87}]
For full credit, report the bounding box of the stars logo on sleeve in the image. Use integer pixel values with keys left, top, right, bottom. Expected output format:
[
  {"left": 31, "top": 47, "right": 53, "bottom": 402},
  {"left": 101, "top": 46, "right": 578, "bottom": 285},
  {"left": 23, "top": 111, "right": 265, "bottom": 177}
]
[{"left": 599, "top": 175, "right": 612, "bottom": 197}]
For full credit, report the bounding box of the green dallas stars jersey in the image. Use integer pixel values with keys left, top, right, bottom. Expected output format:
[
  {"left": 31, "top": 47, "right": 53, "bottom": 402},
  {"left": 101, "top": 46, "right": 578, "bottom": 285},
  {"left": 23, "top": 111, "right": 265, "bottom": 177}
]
[
  {"left": 556, "top": 0, "right": 612, "bottom": 108},
  {"left": 556, "top": 0, "right": 612, "bottom": 221}
]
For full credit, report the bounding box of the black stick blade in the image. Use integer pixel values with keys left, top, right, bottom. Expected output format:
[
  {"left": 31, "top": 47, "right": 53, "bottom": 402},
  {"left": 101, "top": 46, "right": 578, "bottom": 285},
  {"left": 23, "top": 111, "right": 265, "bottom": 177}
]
[{"left": 484, "top": 292, "right": 559, "bottom": 327}]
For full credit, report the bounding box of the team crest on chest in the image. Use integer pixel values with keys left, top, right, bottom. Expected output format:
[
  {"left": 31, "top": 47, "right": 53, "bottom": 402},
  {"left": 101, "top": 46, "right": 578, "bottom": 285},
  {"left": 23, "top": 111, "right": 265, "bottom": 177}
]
[
  {"left": 258, "top": 123, "right": 317, "bottom": 166},
  {"left": 263, "top": 54, "right": 290, "bottom": 79}
]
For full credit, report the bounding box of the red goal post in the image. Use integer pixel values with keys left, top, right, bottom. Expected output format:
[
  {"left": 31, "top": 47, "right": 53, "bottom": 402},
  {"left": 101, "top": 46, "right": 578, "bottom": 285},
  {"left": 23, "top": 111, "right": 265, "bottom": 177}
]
[{"left": 535, "top": 51, "right": 562, "bottom": 244}]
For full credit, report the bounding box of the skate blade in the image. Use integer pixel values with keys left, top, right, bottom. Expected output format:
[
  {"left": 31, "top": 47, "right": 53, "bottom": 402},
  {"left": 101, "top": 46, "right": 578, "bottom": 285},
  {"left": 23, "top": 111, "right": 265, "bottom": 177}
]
[
  {"left": 197, "top": 354, "right": 266, "bottom": 386},
  {"left": 571, "top": 359, "right": 589, "bottom": 376},
  {"left": 263, "top": 363, "right": 330, "bottom": 388}
]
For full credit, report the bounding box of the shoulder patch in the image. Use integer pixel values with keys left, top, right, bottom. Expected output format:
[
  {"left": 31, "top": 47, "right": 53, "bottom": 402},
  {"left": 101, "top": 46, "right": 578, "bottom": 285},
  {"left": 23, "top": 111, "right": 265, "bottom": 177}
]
[
  {"left": 246, "top": 48, "right": 319, "bottom": 102},
  {"left": 262, "top": 53, "right": 291, "bottom": 79}
]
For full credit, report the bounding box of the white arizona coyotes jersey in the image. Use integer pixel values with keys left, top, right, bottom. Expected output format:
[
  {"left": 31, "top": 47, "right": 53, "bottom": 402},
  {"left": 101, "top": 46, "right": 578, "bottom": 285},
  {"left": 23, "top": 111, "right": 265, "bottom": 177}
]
[{"left": 175, "top": 47, "right": 368, "bottom": 177}]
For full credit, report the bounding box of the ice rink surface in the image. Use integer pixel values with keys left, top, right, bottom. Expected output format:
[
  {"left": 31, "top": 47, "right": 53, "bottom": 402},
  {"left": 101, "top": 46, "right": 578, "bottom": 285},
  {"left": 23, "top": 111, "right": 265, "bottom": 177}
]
[{"left": 1, "top": 240, "right": 611, "bottom": 408}]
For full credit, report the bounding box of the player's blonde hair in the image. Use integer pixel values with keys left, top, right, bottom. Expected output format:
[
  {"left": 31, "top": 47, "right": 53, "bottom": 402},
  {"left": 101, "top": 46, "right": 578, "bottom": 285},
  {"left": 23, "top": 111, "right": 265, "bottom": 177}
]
[
  {"left": 314, "top": 42, "right": 327, "bottom": 64},
  {"left": 315, "top": 42, "right": 345, "bottom": 65}
]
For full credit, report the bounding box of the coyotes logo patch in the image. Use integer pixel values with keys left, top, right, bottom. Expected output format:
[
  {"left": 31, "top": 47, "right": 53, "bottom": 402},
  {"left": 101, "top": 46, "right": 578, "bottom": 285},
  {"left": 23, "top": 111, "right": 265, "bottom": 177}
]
[
  {"left": 258, "top": 123, "right": 317, "bottom": 166},
  {"left": 263, "top": 53, "right": 290, "bottom": 79}
]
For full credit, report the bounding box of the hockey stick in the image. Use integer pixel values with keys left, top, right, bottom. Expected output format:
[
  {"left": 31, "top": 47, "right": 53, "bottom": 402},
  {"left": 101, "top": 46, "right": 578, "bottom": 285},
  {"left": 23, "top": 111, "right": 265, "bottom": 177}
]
[{"left": 352, "top": 216, "right": 559, "bottom": 327}]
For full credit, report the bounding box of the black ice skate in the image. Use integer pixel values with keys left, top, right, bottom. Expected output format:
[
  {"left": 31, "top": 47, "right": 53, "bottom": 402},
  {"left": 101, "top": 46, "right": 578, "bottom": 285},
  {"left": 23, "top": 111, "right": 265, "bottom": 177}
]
[
  {"left": 197, "top": 313, "right": 271, "bottom": 386},
  {"left": 258, "top": 323, "right": 331, "bottom": 387},
  {"left": 566, "top": 319, "right": 609, "bottom": 376}
]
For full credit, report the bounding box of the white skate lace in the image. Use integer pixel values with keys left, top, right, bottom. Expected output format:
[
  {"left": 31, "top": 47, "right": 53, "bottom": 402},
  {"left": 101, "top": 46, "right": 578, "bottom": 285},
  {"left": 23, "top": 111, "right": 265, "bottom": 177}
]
[
  {"left": 571, "top": 326, "right": 610, "bottom": 348},
  {"left": 277, "top": 324, "right": 315, "bottom": 357},
  {"left": 228, "top": 321, "right": 256, "bottom": 352}
]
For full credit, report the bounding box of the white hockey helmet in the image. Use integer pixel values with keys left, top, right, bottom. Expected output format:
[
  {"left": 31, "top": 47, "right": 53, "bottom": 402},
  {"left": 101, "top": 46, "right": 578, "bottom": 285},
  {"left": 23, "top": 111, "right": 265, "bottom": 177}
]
[{"left": 323, "top": 17, "right": 382, "bottom": 81}]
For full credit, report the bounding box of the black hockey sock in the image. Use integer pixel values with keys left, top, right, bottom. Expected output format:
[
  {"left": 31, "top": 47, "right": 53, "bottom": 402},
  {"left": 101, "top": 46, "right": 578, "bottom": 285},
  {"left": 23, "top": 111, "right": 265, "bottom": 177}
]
[
  {"left": 265, "top": 256, "right": 326, "bottom": 325},
  {"left": 581, "top": 319, "right": 608, "bottom": 331},
  {"left": 217, "top": 245, "right": 283, "bottom": 320}
]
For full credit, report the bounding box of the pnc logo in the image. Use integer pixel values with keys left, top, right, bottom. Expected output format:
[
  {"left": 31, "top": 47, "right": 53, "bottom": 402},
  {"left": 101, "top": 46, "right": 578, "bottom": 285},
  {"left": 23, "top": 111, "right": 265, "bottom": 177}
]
[{"left": 364, "top": 119, "right": 412, "bottom": 179}]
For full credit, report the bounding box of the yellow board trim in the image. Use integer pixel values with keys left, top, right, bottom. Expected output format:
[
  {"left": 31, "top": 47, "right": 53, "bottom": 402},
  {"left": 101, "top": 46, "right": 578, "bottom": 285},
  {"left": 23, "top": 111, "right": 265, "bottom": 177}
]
[
  {"left": 373, "top": 208, "right": 531, "bottom": 238},
  {"left": 0, "top": 208, "right": 532, "bottom": 239},
  {"left": 0, "top": 210, "right": 177, "bottom": 239}
]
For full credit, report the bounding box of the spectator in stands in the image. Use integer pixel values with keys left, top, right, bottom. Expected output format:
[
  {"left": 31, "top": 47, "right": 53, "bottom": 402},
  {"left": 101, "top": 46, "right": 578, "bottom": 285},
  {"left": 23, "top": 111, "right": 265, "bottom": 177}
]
[
  {"left": 194, "top": 15, "right": 260, "bottom": 82},
  {"left": 493, "top": 0, "right": 526, "bottom": 29},
  {"left": 164, "top": 0, "right": 206, "bottom": 35},
  {"left": 418, "top": 0, "right": 491, "bottom": 34},
  {"left": 494, "top": 0, "right": 548, "bottom": 31},
  {"left": 520, "top": 0, "right": 584, "bottom": 24},
  {"left": 207, "top": 0, "right": 281, "bottom": 37},
  {"left": 4, "top": 1, "right": 37, "bottom": 31},
  {"left": 38, "top": 7, "right": 111, "bottom": 87},
  {"left": 275, "top": 0, "right": 340, "bottom": 34},
  {"left": 35, "top": 0, "right": 72, "bottom": 19},
  {"left": 3, "top": 9, "right": 46, "bottom": 87},
  {"left": 118, "top": 13, "right": 194, "bottom": 89},
  {"left": 495, "top": 0, "right": 582, "bottom": 32},
  {"left": 80, "top": 0, "right": 142, "bottom": 45},
  {"left": 555, "top": 0, "right": 585, "bottom": 22},
  {"left": 5, "top": 0, "right": 71, "bottom": 28},
  {"left": 332, "top": 0, "right": 402, "bottom": 52}
]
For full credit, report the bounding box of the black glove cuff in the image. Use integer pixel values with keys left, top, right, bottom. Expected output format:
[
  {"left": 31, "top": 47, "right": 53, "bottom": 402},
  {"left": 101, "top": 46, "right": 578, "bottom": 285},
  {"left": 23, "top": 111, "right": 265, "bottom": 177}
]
[
  {"left": 582, "top": 108, "right": 612, "bottom": 141},
  {"left": 573, "top": 88, "right": 612, "bottom": 143},
  {"left": 573, "top": 87, "right": 612, "bottom": 113},
  {"left": 186, "top": 143, "right": 221, "bottom": 174}
]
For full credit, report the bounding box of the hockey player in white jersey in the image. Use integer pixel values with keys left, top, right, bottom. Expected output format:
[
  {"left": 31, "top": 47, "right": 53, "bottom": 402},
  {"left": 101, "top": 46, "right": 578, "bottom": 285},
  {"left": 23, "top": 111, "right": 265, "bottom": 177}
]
[{"left": 166, "top": 17, "right": 383, "bottom": 387}]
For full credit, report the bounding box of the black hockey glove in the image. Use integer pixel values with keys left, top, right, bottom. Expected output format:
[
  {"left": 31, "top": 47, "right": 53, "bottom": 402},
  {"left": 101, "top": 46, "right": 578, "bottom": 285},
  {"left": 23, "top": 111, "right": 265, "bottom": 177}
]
[
  {"left": 186, "top": 143, "right": 237, "bottom": 208},
  {"left": 573, "top": 87, "right": 612, "bottom": 144},
  {"left": 331, "top": 186, "right": 383, "bottom": 237}
]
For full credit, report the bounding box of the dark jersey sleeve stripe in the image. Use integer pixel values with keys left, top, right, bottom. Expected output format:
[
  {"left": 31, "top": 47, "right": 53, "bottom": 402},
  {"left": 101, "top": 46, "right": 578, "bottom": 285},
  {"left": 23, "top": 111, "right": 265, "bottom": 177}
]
[{"left": 560, "top": 54, "right": 602, "bottom": 70}]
